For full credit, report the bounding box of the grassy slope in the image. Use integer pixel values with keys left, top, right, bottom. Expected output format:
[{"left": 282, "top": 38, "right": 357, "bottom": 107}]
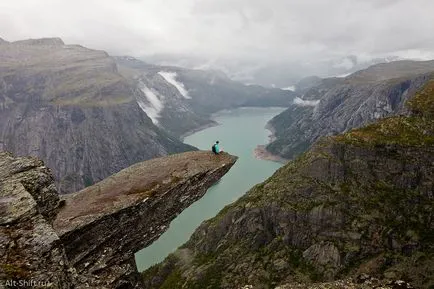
[{"left": 0, "top": 42, "right": 134, "bottom": 107}]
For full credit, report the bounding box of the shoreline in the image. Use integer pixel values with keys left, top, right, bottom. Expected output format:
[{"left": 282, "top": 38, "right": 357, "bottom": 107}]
[
  {"left": 180, "top": 106, "right": 287, "bottom": 142},
  {"left": 254, "top": 145, "right": 287, "bottom": 164},
  {"left": 253, "top": 122, "right": 288, "bottom": 164},
  {"left": 179, "top": 107, "right": 288, "bottom": 163},
  {"left": 179, "top": 121, "right": 220, "bottom": 142}
]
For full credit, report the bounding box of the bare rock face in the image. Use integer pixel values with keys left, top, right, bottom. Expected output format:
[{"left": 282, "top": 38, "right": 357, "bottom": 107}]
[
  {"left": 130, "top": 64, "right": 214, "bottom": 138},
  {"left": 0, "top": 38, "right": 194, "bottom": 194},
  {"left": 0, "top": 152, "right": 60, "bottom": 222},
  {"left": 267, "top": 61, "right": 434, "bottom": 159},
  {"left": 0, "top": 152, "right": 72, "bottom": 288},
  {"left": 302, "top": 242, "right": 341, "bottom": 280},
  {"left": 0, "top": 151, "right": 237, "bottom": 288}
]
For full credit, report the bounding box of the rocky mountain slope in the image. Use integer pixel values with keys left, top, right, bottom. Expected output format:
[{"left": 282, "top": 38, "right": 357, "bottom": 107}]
[
  {"left": 293, "top": 76, "right": 322, "bottom": 93},
  {"left": 142, "top": 79, "right": 434, "bottom": 288},
  {"left": 0, "top": 150, "right": 237, "bottom": 288},
  {"left": 115, "top": 57, "right": 295, "bottom": 137},
  {"left": 0, "top": 38, "right": 194, "bottom": 193},
  {"left": 267, "top": 60, "right": 434, "bottom": 159}
]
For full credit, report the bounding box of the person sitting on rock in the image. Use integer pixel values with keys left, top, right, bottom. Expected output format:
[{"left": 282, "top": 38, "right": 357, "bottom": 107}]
[{"left": 212, "top": 141, "right": 222, "bottom": 154}]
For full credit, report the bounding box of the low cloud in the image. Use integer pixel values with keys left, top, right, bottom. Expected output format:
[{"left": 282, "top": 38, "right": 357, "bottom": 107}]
[
  {"left": 293, "top": 97, "right": 320, "bottom": 107},
  {"left": 1, "top": 0, "right": 434, "bottom": 82}
]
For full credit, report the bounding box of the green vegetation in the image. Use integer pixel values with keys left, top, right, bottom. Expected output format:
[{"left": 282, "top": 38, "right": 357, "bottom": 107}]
[
  {"left": 335, "top": 115, "right": 434, "bottom": 146},
  {"left": 0, "top": 263, "right": 30, "bottom": 279},
  {"left": 335, "top": 79, "right": 434, "bottom": 147},
  {"left": 407, "top": 78, "right": 434, "bottom": 117},
  {"left": 82, "top": 175, "right": 93, "bottom": 188},
  {"left": 51, "top": 94, "right": 133, "bottom": 107},
  {"left": 159, "top": 269, "right": 185, "bottom": 289}
]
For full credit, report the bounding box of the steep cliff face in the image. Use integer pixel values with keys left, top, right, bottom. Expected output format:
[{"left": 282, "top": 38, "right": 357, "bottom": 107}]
[
  {"left": 117, "top": 58, "right": 214, "bottom": 137},
  {"left": 0, "top": 152, "right": 73, "bottom": 288},
  {"left": 0, "top": 151, "right": 237, "bottom": 288},
  {"left": 143, "top": 81, "right": 434, "bottom": 288},
  {"left": 116, "top": 57, "right": 295, "bottom": 137},
  {"left": 267, "top": 60, "right": 434, "bottom": 159},
  {"left": 0, "top": 38, "right": 194, "bottom": 193}
]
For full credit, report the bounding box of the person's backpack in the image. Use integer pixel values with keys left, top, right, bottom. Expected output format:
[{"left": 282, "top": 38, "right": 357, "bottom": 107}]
[{"left": 212, "top": 144, "right": 217, "bottom": 153}]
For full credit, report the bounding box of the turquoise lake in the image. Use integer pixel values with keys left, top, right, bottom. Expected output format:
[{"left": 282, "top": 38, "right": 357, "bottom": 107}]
[{"left": 135, "top": 107, "right": 286, "bottom": 271}]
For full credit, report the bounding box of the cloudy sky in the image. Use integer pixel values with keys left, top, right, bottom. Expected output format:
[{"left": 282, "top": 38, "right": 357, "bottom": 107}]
[{"left": 1, "top": 0, "right": 434, "bottom": 83}]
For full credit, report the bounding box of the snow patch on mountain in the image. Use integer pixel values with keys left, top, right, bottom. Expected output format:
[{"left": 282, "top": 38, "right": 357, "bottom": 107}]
[
  {"left": 293, "top": 97, "right": 320, "bottom": 107},
  {"left": 336, "top": 72, "right": 352, "bottom": 78},
  {"left": 158, "top": 71, "right": 191, "bottom": 99},
  {"left": 282, "top": 86, "right": 296, "bottom": 91},
  {"left": 137, "top": 84, "right": 164, "bottom": 124}
]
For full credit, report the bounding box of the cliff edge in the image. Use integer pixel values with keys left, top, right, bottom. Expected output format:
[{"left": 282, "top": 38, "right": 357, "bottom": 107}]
[{"left": 0, "top": 151, "right": 237, "bottom": 288}]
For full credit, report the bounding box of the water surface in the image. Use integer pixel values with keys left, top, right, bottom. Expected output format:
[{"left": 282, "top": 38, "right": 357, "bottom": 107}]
[{"left": 135, "top": 107, "right": 286, "bottom": 271}]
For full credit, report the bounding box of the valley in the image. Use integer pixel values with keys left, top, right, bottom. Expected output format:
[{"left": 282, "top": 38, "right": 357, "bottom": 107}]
[
  {"left": 135, "top": 107, "right": 286, "bottom": 271},
  {"left": 1, "top": 36, "right": 433, "bottom": 289},
  {"left": 0, "top": 38, "right": 293, "bottom": 193}
]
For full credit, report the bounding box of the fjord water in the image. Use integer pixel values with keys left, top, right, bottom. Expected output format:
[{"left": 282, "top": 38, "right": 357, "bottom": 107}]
[{"left": 135, "top": 107, "right": 286, "bottom": 271}]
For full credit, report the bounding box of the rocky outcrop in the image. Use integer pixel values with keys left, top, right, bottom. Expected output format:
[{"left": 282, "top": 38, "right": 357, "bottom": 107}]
[
  {"left": 0, "top": 151, "right": 237, "bottom": 288},
  {"left": 0, "top": 38, "right": 194, "bottom": 193},
  {"left": 0, "top": 152, "right": 73, "bottom": 288},
  {"left": 275, "top": 275, "right": 416, "bottom": 289},
  {"left": 267, "top": 60, "right": 434, "bottom": 159},
  {"left": 142, "top": 80, "right": 434, "bottom": 288}
]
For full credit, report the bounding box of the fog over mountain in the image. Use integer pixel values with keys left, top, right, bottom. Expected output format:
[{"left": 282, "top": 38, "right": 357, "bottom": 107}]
[{"left": 1, "top": 0, "right": 434, "bottom": 85}]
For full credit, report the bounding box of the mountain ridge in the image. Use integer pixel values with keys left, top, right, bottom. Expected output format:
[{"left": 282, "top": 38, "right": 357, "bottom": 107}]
[{"left": 266, "top": 60, "right": 434, "bottom": 160}]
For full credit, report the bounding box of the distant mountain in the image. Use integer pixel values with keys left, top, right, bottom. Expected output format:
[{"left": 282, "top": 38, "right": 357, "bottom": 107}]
[
  {"left": 11, "top": 37, "right": 65, "bottom": 46},
  {"left": 267, "top": 59, "right": 434, "bottom": 159},
  {"left": 346, "top": 59, "right": 434, "bottom": 82},
  {"left": 144, "top": 53, "right": 404, "bottom": 88},
  {"left": 294, "top": 76, "right": 322, "bottom": 93},
  {"left": 0, "top": 38, "right": 194, "bottom": 193},
  {"left": 115, "top": 56, "right": 296, "bottom": 137}
]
